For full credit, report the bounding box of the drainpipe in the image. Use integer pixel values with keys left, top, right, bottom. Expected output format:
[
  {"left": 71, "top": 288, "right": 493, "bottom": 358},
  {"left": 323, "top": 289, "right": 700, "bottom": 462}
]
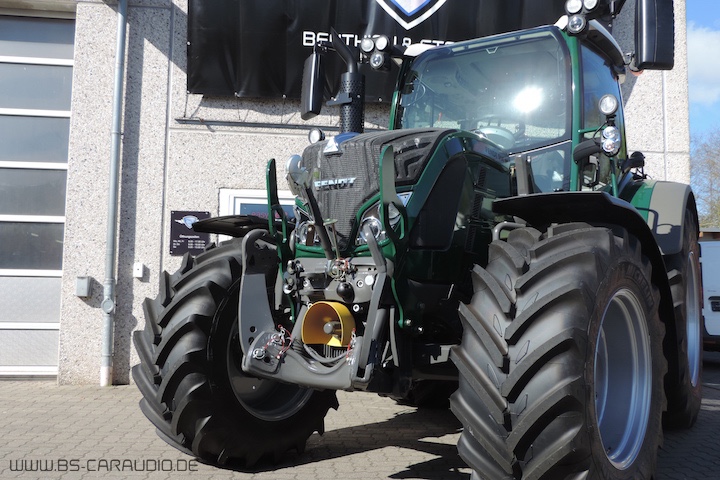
[{"left": 100, "top": 0, "right": 128, "bottom": 387}]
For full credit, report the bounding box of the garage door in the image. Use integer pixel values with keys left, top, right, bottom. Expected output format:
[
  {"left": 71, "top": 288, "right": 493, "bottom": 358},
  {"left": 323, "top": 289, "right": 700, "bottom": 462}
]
[{"left": 0, "top": 14, "right": 74, "bottom": 376}]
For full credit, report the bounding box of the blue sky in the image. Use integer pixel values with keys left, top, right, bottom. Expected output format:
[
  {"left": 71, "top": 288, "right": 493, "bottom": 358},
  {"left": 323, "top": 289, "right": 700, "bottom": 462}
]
[{"left": 687, "top": 0, "right": 720, "bottom": 138}]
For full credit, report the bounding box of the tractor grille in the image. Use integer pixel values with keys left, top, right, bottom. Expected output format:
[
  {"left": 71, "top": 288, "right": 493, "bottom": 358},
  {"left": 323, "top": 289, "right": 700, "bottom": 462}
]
[{"left": 302, "top": 128, "right": 454, "bottom": 251}]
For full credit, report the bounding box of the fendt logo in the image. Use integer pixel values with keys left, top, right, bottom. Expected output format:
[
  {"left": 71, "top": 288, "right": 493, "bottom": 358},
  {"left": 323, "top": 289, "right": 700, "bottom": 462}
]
[
  {"left": 314, "top": 177, "right": 357, "bottom": 191},
  {"left": 375, "top": 0, "right": 447, "bottom": 30}
]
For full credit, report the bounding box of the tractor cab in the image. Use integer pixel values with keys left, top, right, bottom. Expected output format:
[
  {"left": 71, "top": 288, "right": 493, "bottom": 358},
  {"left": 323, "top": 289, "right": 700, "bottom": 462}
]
[{"left": 391, "top": 22, "right": 633, "bottom": 195}]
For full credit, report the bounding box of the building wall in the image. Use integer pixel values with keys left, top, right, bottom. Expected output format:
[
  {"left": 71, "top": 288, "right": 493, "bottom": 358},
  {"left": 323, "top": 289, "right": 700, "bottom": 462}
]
[
  {"left": 615, "top": 0, "right": 690, "bottom": 184},
  {"left": 53, "top": 0, "right": 689, "bottom": 384}
]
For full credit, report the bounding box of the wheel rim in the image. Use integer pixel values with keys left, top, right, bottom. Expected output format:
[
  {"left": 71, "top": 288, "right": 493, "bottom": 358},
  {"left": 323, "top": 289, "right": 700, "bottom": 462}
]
[
  {"left": 686, "top": 250, "right": 702, "bottom": 387},
  {"left": 594, "top": 288, "right": 652, "bottom": 470},
  {"left": 226, "top": 322, "right": 314, "bottom": 422}
]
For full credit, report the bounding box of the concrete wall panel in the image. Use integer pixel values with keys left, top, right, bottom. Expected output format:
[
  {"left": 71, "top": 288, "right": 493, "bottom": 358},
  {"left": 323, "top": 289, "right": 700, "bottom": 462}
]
[{"left": 59, "top": 1, "right": 171, "bottom": 384}]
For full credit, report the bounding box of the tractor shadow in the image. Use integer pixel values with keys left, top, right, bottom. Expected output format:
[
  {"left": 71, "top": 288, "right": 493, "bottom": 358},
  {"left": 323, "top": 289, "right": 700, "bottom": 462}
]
[{"left": 237, "top": 405, "right": 469, "bottom": 479}]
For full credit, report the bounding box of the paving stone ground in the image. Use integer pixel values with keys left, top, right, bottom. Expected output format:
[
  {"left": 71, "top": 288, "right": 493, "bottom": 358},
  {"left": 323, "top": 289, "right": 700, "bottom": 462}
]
[{"left": 2, "top": 352, "right": 720, "bottom": 480}]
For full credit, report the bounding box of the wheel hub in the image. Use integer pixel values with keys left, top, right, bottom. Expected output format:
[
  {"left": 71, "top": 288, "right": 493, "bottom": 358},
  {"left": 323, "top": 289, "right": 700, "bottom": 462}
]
[{"left": 594, "top": 288, "right": 652, "bottom": 469}]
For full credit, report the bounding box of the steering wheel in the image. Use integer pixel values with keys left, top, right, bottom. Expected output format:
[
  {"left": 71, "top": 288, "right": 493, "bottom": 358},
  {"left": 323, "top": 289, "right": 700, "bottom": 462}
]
[
  {"left": 472, "top": 115, "right": 524, "bottom": 150},
  {"left": 400, "top": 80, "right": 427, "bottom": 108}
]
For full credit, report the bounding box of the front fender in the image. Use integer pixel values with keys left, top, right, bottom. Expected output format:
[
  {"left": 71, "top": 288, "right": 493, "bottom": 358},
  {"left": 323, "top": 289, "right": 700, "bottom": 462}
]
[
  {"left": 492, "top": 191, "right": 663, "bottom": 258},
  {"left": 192, "top": 214, "right": 271, "bottom": 238}
]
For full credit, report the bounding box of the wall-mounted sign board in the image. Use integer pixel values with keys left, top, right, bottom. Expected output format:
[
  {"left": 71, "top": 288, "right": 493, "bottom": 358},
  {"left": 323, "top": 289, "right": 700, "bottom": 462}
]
[{"left": 170, "top": 210, "right": 211, "bottom": 256}]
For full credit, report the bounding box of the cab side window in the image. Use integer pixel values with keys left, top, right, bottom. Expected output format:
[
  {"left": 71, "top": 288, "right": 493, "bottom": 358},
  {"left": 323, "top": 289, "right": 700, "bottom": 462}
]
[
  {"left": 581, "top": 44, "right": 625, "bottom": 135},
  {"left": 580, "top": 45, "right": 626, "bottom": 190}
]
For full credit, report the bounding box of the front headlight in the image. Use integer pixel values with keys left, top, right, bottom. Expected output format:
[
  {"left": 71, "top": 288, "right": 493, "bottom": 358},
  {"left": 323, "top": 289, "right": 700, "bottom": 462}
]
[
  {"left": 358, "top": 216, "right": 385, "bottom": 245},
  {"left": 296, "top": 221, "right": 320, "bottom": 246},
  {"left": 565, "top": 0, "right": 582, "bottom": 14},
  {"left": 567, "top": 14, "right": 587, "bottom": 34},
  {"left": 355, "top": 202, "right": 403, "bottom": 246},
  {"left": 601, "top": 126, "right": 621, "bottom": 156},
  {"left": 294, "top": 206, "right": 322, "bottom": 247}
]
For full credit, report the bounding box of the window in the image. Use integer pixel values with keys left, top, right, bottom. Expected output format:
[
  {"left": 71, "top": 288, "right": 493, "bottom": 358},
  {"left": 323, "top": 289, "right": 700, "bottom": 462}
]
[
  {"left": 581, "top": 44, "right": 625, "bottom": 133},
  {"left": 0, "top": 15, "right": 73, "bottom": 269},
  {"left": 218, "top": 189, "right": 295, "bottom": 242},
  {"left": 580, "top": 44, "right": 627, "bottom": 191},
  {"left": 397, "top": 28, "right": 571, "bottom": 154}
]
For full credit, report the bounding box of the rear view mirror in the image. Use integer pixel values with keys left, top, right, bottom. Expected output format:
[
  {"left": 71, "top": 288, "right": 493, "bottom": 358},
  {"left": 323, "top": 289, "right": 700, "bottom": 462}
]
[
  {"left": 581, "top": 156, "right": 600, "bottom": 189},
  {"left": 573, "top": 138, "right": 602, "bottom": 163},
  {"left": 301, "top": 52, "right": 325, "bottom": 120},
  {"left": 286, "top": 154, "right": 311, "bottom": 197},
  {"left": 635, "top": 0, "right": 674, "bottom": 70},
  {"left": 573, "top": 139, "right": 602, "bottom": 189}
]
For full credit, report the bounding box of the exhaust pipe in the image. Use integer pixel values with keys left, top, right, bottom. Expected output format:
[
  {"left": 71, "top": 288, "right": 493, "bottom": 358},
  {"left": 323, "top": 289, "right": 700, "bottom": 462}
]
[{"left": 328, "top": 29, "right": 365, "bottom": 134}]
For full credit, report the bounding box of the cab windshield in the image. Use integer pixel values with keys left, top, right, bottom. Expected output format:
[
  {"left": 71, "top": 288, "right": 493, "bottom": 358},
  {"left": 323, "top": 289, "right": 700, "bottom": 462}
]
[{"left": 396, "top": 28, "right": 571, "bottom": 154}]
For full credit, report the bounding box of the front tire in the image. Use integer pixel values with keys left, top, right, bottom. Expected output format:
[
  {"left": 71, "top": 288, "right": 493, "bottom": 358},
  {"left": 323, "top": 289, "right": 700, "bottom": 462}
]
[
  {"left": 663, "top": 207, "right": 703, "bottom": 428},
  {"left": 132, "top": 240, "right": 337, "bottom": 467},
  {"left": 450, "top": 223, "right": 666, "bottom": 479}
]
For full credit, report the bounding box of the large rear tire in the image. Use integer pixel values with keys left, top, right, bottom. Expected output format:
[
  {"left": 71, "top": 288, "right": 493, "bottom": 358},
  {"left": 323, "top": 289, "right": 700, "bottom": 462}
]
[
  {"left": 132, "top": 240, "right": 337, "bottom": 467},
  {"left": 450, "top": 223, "right": 666, "bottom": 479},
  {"left": 663, "top": 208, "right": 703, "bottom": 428}
]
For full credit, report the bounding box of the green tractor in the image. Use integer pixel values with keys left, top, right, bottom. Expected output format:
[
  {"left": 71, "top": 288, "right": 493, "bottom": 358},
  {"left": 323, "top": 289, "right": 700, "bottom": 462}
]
[{"left": 133, "top": 0, "right": 702, "bottom": 478}]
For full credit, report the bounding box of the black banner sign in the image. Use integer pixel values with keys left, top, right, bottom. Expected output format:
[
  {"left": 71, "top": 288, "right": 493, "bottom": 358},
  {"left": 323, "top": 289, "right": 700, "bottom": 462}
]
[{"left": 188, "top": 0, "right": 566, "bottom": 100}]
